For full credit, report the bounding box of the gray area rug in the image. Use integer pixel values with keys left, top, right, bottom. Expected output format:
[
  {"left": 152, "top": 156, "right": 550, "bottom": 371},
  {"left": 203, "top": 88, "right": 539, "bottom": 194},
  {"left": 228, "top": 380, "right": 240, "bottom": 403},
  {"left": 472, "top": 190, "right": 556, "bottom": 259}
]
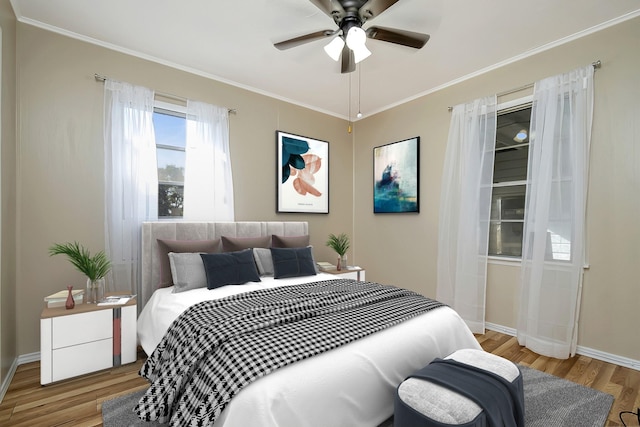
[{"left": 103, "top": 365, "right": 613, "bottom": 427}]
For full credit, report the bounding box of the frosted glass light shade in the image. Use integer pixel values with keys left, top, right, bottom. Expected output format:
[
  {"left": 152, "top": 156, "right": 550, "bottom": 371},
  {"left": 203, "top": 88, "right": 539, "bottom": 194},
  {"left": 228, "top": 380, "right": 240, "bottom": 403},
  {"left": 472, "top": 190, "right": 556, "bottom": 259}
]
[
  {"left": 353, "top": 44, "right": 371, "bottom": 63},
  {"left": 346, "top": 27, "right": 371, "bottom": 63},
  {"left": 324, "top": 37, "right": 345, "bottom": 61},
  {"left": 346, "top": 27, "right": 366, "bottom": 49}
]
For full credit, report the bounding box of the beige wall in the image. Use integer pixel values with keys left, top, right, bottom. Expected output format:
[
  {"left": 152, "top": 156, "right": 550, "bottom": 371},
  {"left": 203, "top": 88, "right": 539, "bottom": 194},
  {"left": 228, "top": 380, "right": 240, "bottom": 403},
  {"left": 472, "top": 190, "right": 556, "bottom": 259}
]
[
  {"left": 15, "top": 24, "right": 353, "bottom": 355},
  {"left": 354, "top": 16, "right": 640, "bottom": 361},
  {"left": 0, "top": 0, "right": 16, "bottom": 387},
  {"left": 8, "top": 11, "right": 640, "bottom": 365}
]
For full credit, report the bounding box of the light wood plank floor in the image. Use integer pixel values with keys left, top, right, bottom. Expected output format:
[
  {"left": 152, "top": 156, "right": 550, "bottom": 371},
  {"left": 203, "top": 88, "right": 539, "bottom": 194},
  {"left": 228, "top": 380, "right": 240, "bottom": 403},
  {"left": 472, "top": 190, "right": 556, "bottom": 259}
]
[{"left": 0, "top": 331, "right": 638, "bottom": 426}]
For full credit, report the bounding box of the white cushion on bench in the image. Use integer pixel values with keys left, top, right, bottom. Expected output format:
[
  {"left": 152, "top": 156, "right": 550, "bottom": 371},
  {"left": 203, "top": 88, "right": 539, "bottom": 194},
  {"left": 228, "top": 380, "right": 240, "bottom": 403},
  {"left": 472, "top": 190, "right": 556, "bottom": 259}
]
[{"left": 396, "top": 349, "right": 521, "bottom": 425}]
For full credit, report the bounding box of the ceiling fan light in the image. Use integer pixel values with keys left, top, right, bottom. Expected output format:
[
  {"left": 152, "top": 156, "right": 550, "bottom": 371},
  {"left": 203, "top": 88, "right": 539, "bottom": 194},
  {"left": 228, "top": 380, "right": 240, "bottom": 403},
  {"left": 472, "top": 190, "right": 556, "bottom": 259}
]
[
  {"left": 346, "top": 26, "right": 366, "bottom": 50},
  {"left": 324, "top": 37, "right": 345, "bottom": 61},
  {"left": 353, "top": 44, "right": 371, "bottom": 63}
]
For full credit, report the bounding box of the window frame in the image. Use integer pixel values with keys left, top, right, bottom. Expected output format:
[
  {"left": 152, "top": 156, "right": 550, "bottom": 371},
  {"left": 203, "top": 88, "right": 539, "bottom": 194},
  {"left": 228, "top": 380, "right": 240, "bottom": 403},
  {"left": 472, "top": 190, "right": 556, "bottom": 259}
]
[
  {"left": 488, "top": 95, "right": 533, "bottom": 263},
  {"left": 154, "top": 100, "right": 187, "bottom": 220}
]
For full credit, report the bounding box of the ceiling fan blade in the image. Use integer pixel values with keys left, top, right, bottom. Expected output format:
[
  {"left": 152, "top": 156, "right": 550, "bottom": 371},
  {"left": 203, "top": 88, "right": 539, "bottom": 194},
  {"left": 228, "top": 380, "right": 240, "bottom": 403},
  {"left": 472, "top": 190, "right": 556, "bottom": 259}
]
[
  {"left": 341, "top": 45, "right": 355, "bottom": 74},
  {"left": 274, "top": 30, "right": 335, "bottom": 50},
  {"left": 308, "top": 0, "right": 346, "bottom": 24},
  {"left": 358, "top": 0, "right": 400, "bottom": 21},
  {"left": 365, "top": 26, "right": 430, "bottom": 49}
]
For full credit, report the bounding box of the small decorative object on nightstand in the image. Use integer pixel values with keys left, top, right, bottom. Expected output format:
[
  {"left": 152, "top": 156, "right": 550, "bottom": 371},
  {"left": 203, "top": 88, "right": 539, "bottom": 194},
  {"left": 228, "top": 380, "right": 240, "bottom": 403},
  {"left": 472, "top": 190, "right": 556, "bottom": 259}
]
[{"left": 65, "top": 285, "right": 75, "bottom": 309}]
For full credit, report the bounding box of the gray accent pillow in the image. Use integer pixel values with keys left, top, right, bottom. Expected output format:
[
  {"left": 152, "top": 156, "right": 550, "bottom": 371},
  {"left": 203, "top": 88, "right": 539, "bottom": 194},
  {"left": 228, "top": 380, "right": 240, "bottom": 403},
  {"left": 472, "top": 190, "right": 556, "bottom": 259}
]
[
  {"left": 271, "top": 247, "right": 318, "bottom": 279},
  {"left": 200, "top": 249, "right": 261, "bottom": 289},
  {"left": 253, "top": 248, "right": 274, "bottom": 276},
  {"left": 221, "top": 235, "right": 271, "bottom": 252},
  {"left": 168, "top": 252, "right": 208, "bottom": 293},
  {"left": 271, "top": 234, "right": 310, "bottom": 248}
]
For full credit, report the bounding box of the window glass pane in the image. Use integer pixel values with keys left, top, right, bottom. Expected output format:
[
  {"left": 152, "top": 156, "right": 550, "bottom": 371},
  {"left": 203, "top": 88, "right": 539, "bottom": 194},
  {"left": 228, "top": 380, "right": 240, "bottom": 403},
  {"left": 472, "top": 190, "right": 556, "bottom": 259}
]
[
  {"left": 495, "top": 107, "right": 531, "bottom": 148},
  {"left": 158, "top": 184, "right": 184, "bottom": 217},
  {"left": 489, "top": 184, "right": 525, "bottom": 257},
  {"left": 494, "top": 106, "right": 531, "bottom": 183},
  {"left": 153, "top": 111, "right": 186, "bottom": 148},
  {"left": 490, "top": 185, "right": 526, "bottom": 220},
  {"left": 489, "top": 222, "right": 524, "bottom": 257},
  {"left": 494, "top": 146, "right": 529, "bottom": 182},
  {"left": 157, "top": 148, "right": 185, "bottom": 183},
  {"left": 154, "top": 107, "right": 186, "bottom": 218}
]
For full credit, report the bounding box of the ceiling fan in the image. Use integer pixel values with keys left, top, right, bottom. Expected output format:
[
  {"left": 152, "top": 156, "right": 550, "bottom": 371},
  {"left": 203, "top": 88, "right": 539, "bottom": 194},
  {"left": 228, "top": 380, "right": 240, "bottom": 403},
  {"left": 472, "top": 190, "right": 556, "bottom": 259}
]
[{"left": 274, "top": 0, "right": 430, "bottom": 74}]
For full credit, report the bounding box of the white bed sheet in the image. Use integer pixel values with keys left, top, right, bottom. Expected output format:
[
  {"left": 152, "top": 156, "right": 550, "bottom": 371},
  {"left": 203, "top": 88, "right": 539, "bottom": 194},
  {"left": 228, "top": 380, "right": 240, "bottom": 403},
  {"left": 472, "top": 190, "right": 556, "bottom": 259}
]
[{"left": 137, "top": 274, "right": 481, "bottom": 427}]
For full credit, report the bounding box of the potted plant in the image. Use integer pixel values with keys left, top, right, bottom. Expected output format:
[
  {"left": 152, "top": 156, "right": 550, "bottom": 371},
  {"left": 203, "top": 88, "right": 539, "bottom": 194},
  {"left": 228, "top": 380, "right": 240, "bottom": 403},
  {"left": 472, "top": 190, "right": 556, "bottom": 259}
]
[
  {"left": 49, "top": 242, "right": 112, "bottom": 304},
  {"left": 326, "top": 233, "right": 350, "bottom": 271}
]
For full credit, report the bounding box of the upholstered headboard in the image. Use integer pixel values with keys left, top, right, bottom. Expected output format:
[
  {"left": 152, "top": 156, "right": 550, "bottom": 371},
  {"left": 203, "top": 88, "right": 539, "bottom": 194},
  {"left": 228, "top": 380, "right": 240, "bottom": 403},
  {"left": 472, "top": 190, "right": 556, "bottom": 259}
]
[{"left": 140, "top": 221, "right": 309, "bottom": 310}]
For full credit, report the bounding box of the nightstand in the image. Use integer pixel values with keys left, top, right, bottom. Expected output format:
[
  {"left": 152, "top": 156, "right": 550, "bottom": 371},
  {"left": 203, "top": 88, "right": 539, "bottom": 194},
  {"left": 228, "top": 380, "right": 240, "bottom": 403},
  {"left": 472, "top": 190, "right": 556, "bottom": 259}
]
[
  {"left": 322, "top": 266, "right": 365, "bottom": 281},
  {"left": 40, "top": 296, "right": 136, "bottom": 385}
]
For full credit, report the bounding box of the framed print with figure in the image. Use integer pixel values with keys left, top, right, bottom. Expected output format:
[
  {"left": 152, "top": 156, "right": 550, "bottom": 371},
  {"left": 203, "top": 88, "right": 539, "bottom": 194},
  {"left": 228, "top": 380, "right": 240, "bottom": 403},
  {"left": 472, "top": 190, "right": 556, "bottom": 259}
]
[
  {"left": 373, "top": 137, "right": 420, "bottom": 213},
  {"left": 277, "top": 131, "right": 329, "bottom": 213}
]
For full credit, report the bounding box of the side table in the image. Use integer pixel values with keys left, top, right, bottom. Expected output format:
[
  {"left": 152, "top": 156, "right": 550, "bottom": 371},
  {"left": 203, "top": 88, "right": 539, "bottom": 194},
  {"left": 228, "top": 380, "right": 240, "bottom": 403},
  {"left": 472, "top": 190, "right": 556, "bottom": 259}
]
[
  {"left": 321, "top": 266, "right": 365, "bottom": 281},
  {"left": 40, "top": 296, "right": 136, "bottom": 385}
]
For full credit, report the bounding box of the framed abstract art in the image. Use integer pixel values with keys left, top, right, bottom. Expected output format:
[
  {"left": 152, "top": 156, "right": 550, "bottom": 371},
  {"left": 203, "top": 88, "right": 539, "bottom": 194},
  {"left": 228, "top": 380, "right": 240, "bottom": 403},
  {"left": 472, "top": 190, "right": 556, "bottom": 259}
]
[
  {"left": 373, "top": 137, "right": 420, "bottom": 213},
  {"left": 277, "top": 131, "right": 329, "bottom": 213}
]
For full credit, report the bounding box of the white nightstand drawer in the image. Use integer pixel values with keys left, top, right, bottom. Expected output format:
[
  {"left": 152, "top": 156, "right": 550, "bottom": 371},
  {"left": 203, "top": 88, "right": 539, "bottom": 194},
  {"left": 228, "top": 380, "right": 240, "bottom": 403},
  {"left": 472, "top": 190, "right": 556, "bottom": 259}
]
[
  {"left": 52, "top": 309, "right": 112, "bottom": 348},
  {"left": 52, "top": 338, "right": 113, "bottom": 381}
]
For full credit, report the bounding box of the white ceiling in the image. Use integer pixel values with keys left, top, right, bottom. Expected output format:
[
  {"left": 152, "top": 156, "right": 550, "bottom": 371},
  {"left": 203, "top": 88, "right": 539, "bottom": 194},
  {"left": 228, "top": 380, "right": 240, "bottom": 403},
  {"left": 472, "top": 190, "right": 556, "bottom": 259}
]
[{"left": 10, "top": 0, "right": 640, "bottom": 119}]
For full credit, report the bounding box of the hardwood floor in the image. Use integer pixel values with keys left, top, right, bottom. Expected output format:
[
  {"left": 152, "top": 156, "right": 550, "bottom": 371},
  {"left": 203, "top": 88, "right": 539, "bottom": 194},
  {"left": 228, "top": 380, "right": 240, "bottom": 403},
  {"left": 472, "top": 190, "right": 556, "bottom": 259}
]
[
  {"left": 0, "top": 331, "right": 638, "bottom": 426},
  {"left": 477, "top": 330, "right": 640, "bottom": 426}
]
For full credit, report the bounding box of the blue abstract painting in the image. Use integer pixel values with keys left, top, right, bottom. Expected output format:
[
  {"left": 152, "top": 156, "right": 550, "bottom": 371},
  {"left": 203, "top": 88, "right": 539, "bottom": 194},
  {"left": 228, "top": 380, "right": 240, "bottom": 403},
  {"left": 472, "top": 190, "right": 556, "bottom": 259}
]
[{"left": 374, "top": 137, "right": 420, "bottom": 213}]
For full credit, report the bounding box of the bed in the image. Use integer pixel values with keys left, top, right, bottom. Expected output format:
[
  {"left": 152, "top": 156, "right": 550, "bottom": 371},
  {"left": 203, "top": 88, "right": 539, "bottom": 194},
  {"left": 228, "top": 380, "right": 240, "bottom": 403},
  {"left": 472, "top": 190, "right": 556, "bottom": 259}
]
[{"left": 137, "top": 221, "right": 481, "bottom": 427}]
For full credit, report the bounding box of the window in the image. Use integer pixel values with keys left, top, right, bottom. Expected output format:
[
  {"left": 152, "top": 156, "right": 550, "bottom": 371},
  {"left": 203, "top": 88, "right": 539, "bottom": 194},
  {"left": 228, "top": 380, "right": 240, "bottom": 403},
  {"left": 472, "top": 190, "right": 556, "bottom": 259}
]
[
  {"left": 488, "top": 101, "right": 531, "bottom": 258},
  {"left": 153, "top": 102, "right": 186, "bottom": 218}
]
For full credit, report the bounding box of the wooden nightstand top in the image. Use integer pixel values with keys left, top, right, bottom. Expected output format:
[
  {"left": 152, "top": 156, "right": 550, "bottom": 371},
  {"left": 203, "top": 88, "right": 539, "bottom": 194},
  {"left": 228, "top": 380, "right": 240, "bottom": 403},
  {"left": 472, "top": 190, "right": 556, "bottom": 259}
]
[
  {"left": 321, "top": 267, "right": 364, "bottom": 275},
  {"left": 41, "top": 294, "right": 136, "bottom": 319}
]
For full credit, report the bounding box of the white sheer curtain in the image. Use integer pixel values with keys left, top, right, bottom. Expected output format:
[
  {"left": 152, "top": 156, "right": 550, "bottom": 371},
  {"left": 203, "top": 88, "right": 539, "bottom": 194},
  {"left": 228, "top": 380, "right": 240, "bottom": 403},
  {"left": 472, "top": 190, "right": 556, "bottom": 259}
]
[
  {"left": 104, "top": 80, "right": 158, "bottom": 295},
  {"left": 517, "top": 65, "right": 594, "bottom": 358},
  {"left": 437, "top": 96, "right": 497, "bottom": 334},
  {"left": 183, "top": 100, "right": 234, "bottom": 220}
]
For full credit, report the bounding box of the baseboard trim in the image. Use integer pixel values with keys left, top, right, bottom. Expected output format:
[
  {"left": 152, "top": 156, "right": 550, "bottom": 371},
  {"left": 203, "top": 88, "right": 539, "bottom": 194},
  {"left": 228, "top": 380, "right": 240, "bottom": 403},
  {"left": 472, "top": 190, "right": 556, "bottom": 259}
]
[
  {"left": 485, "top": 322, "right": 640, "bottom": 372},
  {"left": 0, "top": 357, "right": 19, "bottom": 403},
  {"left": 0, "top": 352, "right": 40, "bottom": 404},
  {"left": 18, "top": 352, "right": 40, "bottom": 365}
]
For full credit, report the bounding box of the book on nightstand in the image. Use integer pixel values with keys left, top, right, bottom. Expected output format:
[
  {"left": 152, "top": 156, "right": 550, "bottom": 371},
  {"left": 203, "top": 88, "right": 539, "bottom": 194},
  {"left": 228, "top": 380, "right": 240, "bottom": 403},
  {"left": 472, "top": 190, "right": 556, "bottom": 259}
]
[
  {"left": 97, "top": 294, "right": 136, "bottom": 306},
  {"left": 317, "top": 261, "right": 336, "bottom": 271},
  {"left": 44, "top": 289, "right": 84, "bottom": 308}
]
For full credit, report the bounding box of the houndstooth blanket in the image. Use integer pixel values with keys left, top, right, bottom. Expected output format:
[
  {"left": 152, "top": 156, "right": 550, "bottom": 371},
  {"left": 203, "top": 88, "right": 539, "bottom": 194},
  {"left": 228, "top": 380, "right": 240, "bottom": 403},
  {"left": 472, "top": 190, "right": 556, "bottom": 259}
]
[{"left": 135, "top": 279, "right": 445, "bottom": 426}]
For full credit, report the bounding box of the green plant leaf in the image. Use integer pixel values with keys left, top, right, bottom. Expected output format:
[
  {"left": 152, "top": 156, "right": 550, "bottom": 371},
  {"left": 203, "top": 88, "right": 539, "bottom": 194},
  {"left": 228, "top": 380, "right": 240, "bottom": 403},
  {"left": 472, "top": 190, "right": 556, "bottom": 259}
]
[
  {"left": 326, "top": 233, "right": 350, "bottom": 257},
  {"left": 49, "top": 241, "right": 111, "bottom": 281}
]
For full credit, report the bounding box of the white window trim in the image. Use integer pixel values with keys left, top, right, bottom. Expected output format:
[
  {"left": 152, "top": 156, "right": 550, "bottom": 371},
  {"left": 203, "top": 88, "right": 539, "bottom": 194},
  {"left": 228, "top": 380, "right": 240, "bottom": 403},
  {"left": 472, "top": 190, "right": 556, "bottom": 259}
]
[
  {"left": 496, "top": 95, "right": 533, "bottom": 112},
  {"left": 155, "top": 100, "right": 187, "bottom": 115}
]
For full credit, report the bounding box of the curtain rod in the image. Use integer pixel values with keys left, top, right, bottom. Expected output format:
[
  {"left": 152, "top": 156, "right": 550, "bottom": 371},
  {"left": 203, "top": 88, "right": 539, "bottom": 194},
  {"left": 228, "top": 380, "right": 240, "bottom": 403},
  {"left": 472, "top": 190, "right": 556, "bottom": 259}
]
[
  {"left": 94, "top": 73, "right": 237, "bottom": 115},
  {"left": 447, "top": 60, "right": 601, "bottom": 111}
]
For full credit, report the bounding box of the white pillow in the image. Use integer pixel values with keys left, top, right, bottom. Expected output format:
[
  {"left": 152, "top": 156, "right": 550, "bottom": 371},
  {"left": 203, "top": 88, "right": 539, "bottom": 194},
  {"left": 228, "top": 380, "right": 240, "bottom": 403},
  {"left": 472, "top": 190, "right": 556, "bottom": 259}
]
[{"left": 168, "top": 252, "right": 208, "bottom": 293}]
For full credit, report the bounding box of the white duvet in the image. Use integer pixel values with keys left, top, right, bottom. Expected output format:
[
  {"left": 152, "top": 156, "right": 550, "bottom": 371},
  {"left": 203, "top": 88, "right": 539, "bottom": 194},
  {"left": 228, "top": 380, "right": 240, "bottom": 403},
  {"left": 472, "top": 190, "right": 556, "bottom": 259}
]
[{"left": 137, "top": 274, "right": 481, "bottom": 427}]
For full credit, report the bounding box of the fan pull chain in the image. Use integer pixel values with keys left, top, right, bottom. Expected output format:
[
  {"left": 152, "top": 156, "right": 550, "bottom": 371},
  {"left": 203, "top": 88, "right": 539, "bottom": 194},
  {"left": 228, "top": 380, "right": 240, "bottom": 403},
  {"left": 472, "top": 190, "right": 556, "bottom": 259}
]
[{"left": 348, "top": 71, "right": 352, "bottom": 133}]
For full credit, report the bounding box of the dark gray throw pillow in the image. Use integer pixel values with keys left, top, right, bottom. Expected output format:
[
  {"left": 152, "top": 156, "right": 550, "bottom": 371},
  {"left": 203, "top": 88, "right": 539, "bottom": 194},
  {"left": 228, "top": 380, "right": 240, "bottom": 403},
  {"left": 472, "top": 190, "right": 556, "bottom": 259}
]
[
  {"left": 200, "top": 249, "right": 261, "bottom": 289},
  {"left": 271, "top": 247, "right": 317, "bottom": 279}
]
